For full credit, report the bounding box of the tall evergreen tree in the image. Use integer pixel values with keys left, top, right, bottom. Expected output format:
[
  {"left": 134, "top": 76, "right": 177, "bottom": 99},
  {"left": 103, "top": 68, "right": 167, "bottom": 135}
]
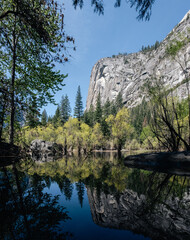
[
  {"left": 52, "top": 106, "right": 61, "bottom": 127},
  {"left": 103, "top": 98, "right": 111, "bottom": 118},
  {"left": 95, "top": 92, "right": 102, "bottom": 123},
  {"left": 48, "top": 116, "right": 53, "bottom": 124},
  {"left": 25, "top": 97, "right": 40, "bottom": 128},
  {"left": 83, "top": 104, "right": 95, "bottom": 127},
  {"left": 74, "top": 86, "right": 83, "bottom": 121},
  {"left": 41, "top": 109, "right": 48, "bottom": 126},
  {"left": 115, "top": 91, "right": 124, "bottom": 112},
  {"left": 60, "top": 95, "right": 71, "bottom": 125}
]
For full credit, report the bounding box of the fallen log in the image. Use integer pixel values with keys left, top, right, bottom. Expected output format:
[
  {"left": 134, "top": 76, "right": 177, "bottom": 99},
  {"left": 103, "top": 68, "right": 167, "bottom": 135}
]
[{"left": 124, "top": 151, "right": 190, "bottom": 176}]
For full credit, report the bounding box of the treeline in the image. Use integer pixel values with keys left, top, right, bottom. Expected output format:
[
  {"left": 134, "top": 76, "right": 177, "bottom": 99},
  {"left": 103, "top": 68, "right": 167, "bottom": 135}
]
[
  {"left": 9, "top": 79, "right": 190, "bottom": 154},
  {"left": 141, "top": 40, "right": 160, "bottom": 53},
  {"left": 19, "top": 88, "right": 161, "bottom": 154}
]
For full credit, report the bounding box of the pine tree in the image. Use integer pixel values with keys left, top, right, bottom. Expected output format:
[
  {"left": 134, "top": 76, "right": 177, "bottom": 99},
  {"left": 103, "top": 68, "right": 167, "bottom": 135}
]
[
  {"left": 25, "top": 97, "right": 40, "bottom": 128},
  {"left": 83, "top": 104, "right": 95, "bottom": 127},
  {"left": 74, "top": 86, "right": 83, "bottom": 121},
  {"left": 110, "top": 100, "right": 117, "bottom": 116},
  {"left": 60, "top": 95, "right": 71, "bottom": 124},
  {"left": 95, "top": 92, "right": 102, "bottom": 123},
  {"left": 103, "top": 98, "right": 111, "bottom": 118},
  {"left": 41, "top": 109, "right": 48, "bottom": 126},
  {"left": 115, "top": 91, "right": 123, "bottom": 112},
  {"left": 47, "top": 116, "right": 53, "bottom": 124},
  {"left": 52, "top": 106, "right": 61, "bottom": 127}
]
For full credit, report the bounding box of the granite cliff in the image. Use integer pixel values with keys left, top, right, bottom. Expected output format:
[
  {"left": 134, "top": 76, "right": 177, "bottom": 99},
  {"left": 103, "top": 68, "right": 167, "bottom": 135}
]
[{"left": 86, "top": 11, "right": 190, "bottom": 109}]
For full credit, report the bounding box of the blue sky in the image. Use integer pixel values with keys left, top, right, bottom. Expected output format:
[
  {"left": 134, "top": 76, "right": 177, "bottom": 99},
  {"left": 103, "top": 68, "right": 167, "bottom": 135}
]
[{"left": 45, "top": 0, "right": 190, "bottom": 116}]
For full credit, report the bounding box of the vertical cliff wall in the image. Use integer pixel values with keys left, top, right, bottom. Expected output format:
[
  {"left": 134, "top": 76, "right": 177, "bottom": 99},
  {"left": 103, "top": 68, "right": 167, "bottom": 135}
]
[{"left": 86, "top": 11, "right": 190, "bottom": 109}]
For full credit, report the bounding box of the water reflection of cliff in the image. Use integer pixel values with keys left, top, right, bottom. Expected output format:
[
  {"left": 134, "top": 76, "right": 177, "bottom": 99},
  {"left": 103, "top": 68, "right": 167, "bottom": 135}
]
[
  {"left": 1, "top": 153, "right": 190, "bottom": 240},
  {"left": 87, "top": 171, "right": 190, "bottom": 240}
]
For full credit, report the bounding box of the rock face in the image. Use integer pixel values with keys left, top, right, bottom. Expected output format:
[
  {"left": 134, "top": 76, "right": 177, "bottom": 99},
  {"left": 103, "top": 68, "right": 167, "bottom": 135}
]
[
  {"left": 30, "top": 139, "right": 63, "bottom": 161},
  {"left": 87, "top": 186, "right": 190, "bottom": 240},
  {"left": 86, "top": 11, "right": 190, "bottom": 109}
]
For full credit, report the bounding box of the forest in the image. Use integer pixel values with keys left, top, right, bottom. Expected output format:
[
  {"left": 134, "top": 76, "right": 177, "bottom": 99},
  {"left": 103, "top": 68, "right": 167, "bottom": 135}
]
[{"left": 0, "top": 0, "right": 190, "bottom": 156}]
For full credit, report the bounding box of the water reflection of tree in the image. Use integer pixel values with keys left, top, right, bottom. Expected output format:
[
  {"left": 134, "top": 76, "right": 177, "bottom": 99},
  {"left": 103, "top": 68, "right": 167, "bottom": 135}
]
[
  {"left": 0, "top": 165, "right": 72, "bottom": 240},
  {"left": 20, "top": 154, "right": 190, "bottom": 215},
  {"left": 76, "top": 181, "right": 85, "bottom": 207}
]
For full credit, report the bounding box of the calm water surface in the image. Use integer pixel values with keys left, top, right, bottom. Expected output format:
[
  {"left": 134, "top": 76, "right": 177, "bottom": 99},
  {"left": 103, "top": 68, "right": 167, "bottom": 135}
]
[{"left": 0, "top": 152, "right": 190, "bottom": 240}]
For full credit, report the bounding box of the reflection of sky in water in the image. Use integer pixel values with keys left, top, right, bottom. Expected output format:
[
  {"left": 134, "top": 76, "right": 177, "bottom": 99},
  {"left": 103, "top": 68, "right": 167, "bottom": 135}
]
[
  {"left": 44, "top": 182, "right": 149, "bottom": 240},
  {"left": 1, "top": 153, "right": 190, "bottom": 240}
]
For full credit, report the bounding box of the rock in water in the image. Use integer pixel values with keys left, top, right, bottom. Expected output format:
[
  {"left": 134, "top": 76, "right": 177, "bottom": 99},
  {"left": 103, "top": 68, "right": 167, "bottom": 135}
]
[
  {"left": 30, "top": 139, "right": 63, "bottom": 161},
  {"left": 86, "top": 11, "right": 190, "bottom": 109}
]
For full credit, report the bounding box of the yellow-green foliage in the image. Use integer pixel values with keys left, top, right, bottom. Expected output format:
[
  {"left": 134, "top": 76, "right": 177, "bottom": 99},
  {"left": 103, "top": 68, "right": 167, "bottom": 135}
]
[
  {"left": 106, "top": 108, "right": 133, "bottom": 149},
  {"left": 80, "top": 123, "right": 93, "bottom": 151},
  {"left": 21, "top": 124, "right": 65, "bottom": 146},
  {"left": 91, "top": 123, "right": 105, "bottom": 148},
  {"left": 140, "top": 126, "right": 154, "bottom": 143},
  {"left": 64, "top": 117, "right": 80, "bottom": 149},
  {"left": 128, "top": 139, "right": 141, "bottom": 150},
  {"left": 142, "top": 136, "right": 159, "bottom": 150}
]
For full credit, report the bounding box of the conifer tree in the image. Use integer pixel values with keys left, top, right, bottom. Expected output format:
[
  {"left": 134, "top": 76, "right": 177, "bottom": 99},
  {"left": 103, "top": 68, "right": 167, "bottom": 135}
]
[
  {"left": 103, "top": 98, "right": 111, "bottom": 118},
  {"left": 41, "top": 109, "right": 48, "bottom": 126},
  {"left": 74, "top": 86, "right": 83, "bottom": 121},
  {"left": 115, "top": 91, "right": 124, "bottom": 112},
  {"left": 53, "top": 106, "right": 61, "bottom": 127},
  {"left": 95, "top": 92, "right": 102, "bottom": 123},
  {"left": 60, "top": 95, "right": 71, "bottom": 124},
  {"left": 48, "top": 116, "right": 53, "bottom": 124},
  {"left": 25, "top": 97, "right": 40, "bottom": 128},
  {"left": 83, "top": 104, "right": 95, "bottom": 127},
  {"left": 110, "top": 101, "right": 117, "bottom": 116}
]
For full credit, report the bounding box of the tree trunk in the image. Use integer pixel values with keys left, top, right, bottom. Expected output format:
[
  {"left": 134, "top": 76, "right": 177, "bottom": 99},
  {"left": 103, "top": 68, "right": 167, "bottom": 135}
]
[
  {"left": 64, "top": 137, "right": 67, "bottom": 155},
  {"left": 0, "top": 102, "right": 6, "bottom": 142},
  {"left": 117, "top": 143, "right": 122, "bottom": 158},
  {"left": 9, "top": 22, "right": 17, "bottom": 145}
]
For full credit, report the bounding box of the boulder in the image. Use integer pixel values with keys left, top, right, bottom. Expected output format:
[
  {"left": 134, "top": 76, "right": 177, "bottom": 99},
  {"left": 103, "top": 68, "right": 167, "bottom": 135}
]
[{"left": 30, "top": 139, "right": 63, "bottom": 161}]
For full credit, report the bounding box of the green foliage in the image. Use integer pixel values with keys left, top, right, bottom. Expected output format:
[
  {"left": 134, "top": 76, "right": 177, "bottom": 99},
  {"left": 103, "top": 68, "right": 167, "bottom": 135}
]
[
  {"left": 72, "top": 0, "right": 155, "bottom": 20},
  {"left": 83, "top": 104, "right": 95, "bottom": 127},
  {"left": 130, "top": 97, "right": 151, "bottom": 137},
  {"left": 142, "top": 136, "right": 159, "bottom": 150},
  {"left": 141, "top": 40, "right": 160, "bottom": 53},
  {"left": 41, "top": 109, "right": 48, "bottom": 126},
  {"left": 60, "top": 95, "right": 71, "bottom": 124},
  {"left": 0, "top": 0, "right": 75, "bottom": 143},
  {"left": 103, "top": 98, "right": 111, "bottom": 118},
  {"left": 140, "top": 125, "right": 154, "bottom": 143},
  {"left": 95, "top": 92, "right": 102, "bottom": 123},
  {"left": 74, "top": 86, "right": 83, "bottom": 121},
  {"left": 166, "top": 40, "right": 185, "bottom": 58},
  {"left": 52, "top": 106, "right": 61, "bottom": 127},
  {"left": 115, "top": 91, "right": 124, "bottom": 112},
  {"left": 128, "top": 139, "right": 141, "bottom": 150},
  {"left": 25, "top": 96, "right": 40, "bottom": 128},
  {"left": 106, "top": 108, "right": 133, "bottom": 151}
]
